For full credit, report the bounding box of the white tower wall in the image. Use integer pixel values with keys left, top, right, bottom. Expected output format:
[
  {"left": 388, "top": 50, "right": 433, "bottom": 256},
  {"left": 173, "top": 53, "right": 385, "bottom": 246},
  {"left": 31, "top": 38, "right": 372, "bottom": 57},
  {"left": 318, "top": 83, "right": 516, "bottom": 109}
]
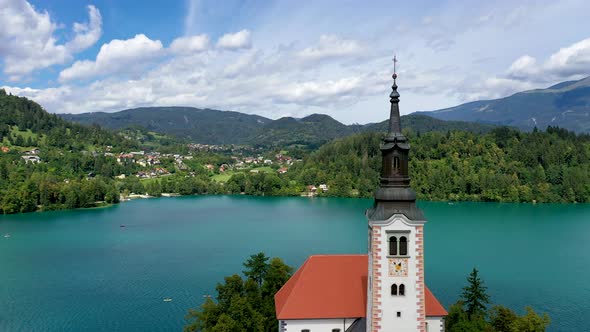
[{"left": 367, "top": 214, "right": 426, "bottom": 332}]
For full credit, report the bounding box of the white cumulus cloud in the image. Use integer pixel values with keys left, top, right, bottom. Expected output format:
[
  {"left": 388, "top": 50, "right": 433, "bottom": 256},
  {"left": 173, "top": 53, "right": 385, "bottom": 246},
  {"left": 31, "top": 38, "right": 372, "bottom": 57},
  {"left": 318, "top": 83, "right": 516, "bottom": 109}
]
[
  {"left": 0, "top": 1, "right": 102, "bottom": 80},
  {"left": 274, "top": 77, "right": 364, "bottom": 105},
  {"left": 170, "top": 34, "right": 210, "bottom": 54},
  {"left": 65, "top": 5, "right": 103, "bottom": 53},
  {"left": 297, "top": 35, "right": 363, "bottom": 61},
  {"left": 545, "top": 37, "right": 590, "bottom": 78},
  {"left": 59, "top": 34, "right": 164, "bottom": 82},
  {"left": 507, "top": 55, "right": 538, "bottom": 79},
  {"left": 507, "top": 38, "right": 590, "bottom": 83},
  {"left": 216, "top": 29, "right": 252, "bottom": 50}
]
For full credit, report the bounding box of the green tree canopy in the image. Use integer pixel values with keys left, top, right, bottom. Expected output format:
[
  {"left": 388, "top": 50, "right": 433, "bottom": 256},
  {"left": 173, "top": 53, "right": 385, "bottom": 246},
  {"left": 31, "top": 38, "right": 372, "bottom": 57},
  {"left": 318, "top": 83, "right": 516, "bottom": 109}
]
[
  {"left": 243, "top": 252, "right": 270, "bottom": 287},
  {"left": 185, "top": 254, "right": 293, "bottom": 332},
  {"left": 447, "top": 269, "right": 550, "bottom": 332},
  {"left": 462, "top": 268, "right": 490, "bottom": 319}
]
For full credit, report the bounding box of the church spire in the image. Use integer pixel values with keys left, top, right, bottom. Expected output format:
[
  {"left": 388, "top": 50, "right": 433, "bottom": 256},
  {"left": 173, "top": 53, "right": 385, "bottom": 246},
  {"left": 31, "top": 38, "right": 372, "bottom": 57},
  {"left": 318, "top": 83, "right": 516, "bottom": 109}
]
[
  {"left": 367, "top": 55, "right": 424, "bottom": 221},
  {"left": 388, "top": 55, "right": 402, "bottom": 135}
]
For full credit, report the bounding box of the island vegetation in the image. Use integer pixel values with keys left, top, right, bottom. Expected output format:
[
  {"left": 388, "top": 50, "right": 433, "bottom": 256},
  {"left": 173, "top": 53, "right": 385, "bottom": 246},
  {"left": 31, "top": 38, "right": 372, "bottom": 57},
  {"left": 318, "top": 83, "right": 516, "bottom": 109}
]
[
  {"left": 184, "top": 253, "right": 293, "bottom": 332},
  {"left": 1, "top": 89, "right": 590, "bottom": 215},
  {"left": 183, "top": 255, "right": 550, "bottom": 332},
  {"left": 446, "top": 268, "right": 550, "bottom": 332}
]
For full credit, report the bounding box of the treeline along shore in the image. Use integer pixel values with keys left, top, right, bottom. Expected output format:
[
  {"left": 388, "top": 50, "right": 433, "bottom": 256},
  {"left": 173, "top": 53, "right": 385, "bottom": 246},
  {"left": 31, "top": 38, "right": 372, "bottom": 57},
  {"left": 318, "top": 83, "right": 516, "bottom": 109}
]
[{"left": 1, "top": 89, "right": 590, "bottom": 214}]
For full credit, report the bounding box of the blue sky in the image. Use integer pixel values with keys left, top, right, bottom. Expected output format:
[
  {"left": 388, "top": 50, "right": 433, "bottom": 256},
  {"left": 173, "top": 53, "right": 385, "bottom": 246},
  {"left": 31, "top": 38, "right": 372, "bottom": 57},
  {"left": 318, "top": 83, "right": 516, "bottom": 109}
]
[{"left": 1, "top": 0, "right": 590, "bottom": 123}]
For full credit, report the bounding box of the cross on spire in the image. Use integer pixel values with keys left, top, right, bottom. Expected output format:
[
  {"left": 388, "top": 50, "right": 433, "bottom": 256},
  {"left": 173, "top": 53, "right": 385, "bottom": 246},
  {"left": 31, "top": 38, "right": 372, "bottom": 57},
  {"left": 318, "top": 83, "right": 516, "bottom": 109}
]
[{"left": 392, "top": 54, "right": 398, "bottom": 83}]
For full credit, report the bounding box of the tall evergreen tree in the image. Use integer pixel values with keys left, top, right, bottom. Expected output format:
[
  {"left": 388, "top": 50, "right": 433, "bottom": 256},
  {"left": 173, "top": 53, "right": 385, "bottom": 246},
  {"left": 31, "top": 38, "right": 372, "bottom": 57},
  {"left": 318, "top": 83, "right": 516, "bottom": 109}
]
[
  {"left": 461, "top": 268, "right": 490, "bottom": 318},
  {"left": 243, "top": 252, "right": 270, "bottom": 287},
  {"left": 185, "top": 254, "right": 292, "bottom": 332}
]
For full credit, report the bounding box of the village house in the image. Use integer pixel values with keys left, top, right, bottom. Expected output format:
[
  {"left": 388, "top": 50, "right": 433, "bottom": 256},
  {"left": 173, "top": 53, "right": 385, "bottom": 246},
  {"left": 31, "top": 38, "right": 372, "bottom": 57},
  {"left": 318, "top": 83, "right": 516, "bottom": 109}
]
[
  {"left": 22, "top": 155, "right": 41, "bottom": 164},
  {"left": 278, "top": 167, "right": 288, "bottom": 174},
  {"left": 275, "top": 68, "right": 447, "bottom": 332},
  {"left": 117, "top": 153, "right": 134, "bottom": 163},
  {"left": 155, "top": 168, "right": 169, "bottom": 175},
  {"left": 147, "top": 156, "right": 161, "bottom": 165}
]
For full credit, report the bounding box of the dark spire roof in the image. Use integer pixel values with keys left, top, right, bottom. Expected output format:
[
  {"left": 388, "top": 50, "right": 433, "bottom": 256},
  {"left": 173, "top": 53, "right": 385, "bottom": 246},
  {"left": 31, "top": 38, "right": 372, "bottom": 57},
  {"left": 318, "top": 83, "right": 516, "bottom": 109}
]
[
  {"left": 388, "top": 55, "right": 402, "bottom": 134},
  {"left": 367, "top": 57, "right": 424, "bottom": 222}
]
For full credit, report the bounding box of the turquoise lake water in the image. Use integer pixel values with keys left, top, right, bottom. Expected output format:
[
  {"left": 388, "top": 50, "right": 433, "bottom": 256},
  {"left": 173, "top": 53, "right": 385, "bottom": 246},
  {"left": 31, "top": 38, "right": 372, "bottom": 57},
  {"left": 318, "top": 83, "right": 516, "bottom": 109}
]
[{"left": 0, "top": 196, "right": 589, "bottom": 331}]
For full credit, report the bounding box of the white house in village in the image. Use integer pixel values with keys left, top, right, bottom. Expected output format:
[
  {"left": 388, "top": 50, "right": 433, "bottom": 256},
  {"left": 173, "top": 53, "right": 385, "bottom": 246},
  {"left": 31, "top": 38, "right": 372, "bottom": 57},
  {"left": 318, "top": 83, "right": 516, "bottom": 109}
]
[
  {"left": 22, "top": 155, "right": 41, "bottom": 164},
  {"left": 275, "top": 64, "right": 447, "bottom": 332}
]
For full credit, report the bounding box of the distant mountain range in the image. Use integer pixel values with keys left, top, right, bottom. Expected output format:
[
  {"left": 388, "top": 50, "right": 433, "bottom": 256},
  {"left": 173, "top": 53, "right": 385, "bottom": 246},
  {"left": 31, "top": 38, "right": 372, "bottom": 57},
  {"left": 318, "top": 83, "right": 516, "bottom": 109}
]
[
  {"left": 417, "top": 76, "right": 590, "bottom": 133},
  {"left": 60, "top": 108, "right": 496, "bottom": 146}
]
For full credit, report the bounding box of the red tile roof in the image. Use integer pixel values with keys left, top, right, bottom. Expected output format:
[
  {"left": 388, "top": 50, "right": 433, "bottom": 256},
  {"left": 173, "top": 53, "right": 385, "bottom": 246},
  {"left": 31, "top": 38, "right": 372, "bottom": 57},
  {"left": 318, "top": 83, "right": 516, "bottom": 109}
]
[
  {"left": 275, "top": 254, "right": 447, "bottom": 320},
  {"left": 425, "top": 286, "right": 447, "bottom": 316}
]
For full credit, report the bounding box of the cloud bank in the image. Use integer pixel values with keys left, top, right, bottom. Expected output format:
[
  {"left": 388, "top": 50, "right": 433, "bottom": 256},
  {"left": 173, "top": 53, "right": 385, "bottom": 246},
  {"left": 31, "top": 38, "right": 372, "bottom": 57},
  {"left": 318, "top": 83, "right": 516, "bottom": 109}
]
[{"left": 0, "top": 1, "right": 102, "bottom": 80}]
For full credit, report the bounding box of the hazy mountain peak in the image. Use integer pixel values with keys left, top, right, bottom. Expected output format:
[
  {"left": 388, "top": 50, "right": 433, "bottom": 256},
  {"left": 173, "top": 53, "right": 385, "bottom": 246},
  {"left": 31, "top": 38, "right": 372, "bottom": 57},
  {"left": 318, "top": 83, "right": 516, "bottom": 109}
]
[{"left": 417, "top": 76, "right": 590, "bottom": 133}]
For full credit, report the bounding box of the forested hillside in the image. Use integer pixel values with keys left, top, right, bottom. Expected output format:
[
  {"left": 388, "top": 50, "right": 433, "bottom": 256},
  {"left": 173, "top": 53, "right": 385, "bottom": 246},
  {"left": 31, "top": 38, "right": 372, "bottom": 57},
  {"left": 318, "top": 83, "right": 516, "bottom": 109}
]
[
  {"left": 3, "top": 88, "right": 589, "bottom": 215},
  {"left": 0, "top": 90, "right": 135, "bottom": 151},
  {"left": 61, "top": 107, "right": 270, "bottom": 145},
  {"left": 0, "top": 89, "right": 138, "bottom": 213},
  {"left": 283, "top": 127, "right": 590, "bottom": 202},
  {"left": 366, "top": 114, "right": 498, "bottom": 135},
  {"left": 61, "top": 107, "right": 497, "bottom": 147}
]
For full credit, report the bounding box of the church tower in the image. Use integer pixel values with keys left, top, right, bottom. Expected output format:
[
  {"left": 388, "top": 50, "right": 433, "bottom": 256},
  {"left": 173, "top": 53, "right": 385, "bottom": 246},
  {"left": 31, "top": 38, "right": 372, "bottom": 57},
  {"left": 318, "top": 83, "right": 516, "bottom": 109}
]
[{"left": 366, "top": 57, "right": 427, "bottom": 332}]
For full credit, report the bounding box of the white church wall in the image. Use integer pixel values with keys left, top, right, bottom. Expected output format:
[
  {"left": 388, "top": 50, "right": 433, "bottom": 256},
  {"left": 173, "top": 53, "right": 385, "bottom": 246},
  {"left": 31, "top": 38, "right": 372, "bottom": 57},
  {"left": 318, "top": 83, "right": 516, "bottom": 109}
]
[
  {"left": 368, "top": 214, "right": 426, "bottom": 331},
  {"left": 426, "top": 316, "right": 445, "bottom": 332},
  {"left": 280, "top": 318, "right": 358, "bottom": 332},
  {"left": 378, "top": 217, "right": 420, "bottom": 331}
]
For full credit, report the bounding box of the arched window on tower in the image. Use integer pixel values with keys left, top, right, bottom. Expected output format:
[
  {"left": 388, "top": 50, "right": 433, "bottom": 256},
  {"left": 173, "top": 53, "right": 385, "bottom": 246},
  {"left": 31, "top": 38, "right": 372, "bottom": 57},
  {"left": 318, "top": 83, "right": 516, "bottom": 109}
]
[
  {"left": 391, "top": 284, "right": 398, "bottom": 296},
  {"left": 389, "top": 236, "right": 398, "bottom": 256},
  {"left": 393, "top": 156, "right": 400, "bottom": 174},
  {"left": 399, "top": 284, "right": 405, "bottom": 296},
  {"left": 399, "top": 236, "right": 408, "bottom": 256}
]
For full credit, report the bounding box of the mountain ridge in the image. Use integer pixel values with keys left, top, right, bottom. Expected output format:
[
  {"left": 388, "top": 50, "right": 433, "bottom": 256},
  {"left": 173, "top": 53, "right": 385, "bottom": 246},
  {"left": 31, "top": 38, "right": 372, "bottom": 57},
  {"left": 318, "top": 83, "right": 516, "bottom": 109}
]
[
  {"left": 61, "top": 107, "right": 497, "bottom": 146},
  {"left": 416, "top": 76, "right": 590, "bottom": 132}
]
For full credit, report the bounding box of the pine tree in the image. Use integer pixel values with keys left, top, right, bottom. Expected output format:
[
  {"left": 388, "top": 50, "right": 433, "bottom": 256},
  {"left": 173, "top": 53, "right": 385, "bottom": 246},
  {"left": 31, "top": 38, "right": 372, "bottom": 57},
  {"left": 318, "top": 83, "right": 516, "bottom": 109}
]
[
  {"left": 243, "top": 252, "right": 270, "bottom": 287},
  {"left": 461, "top": 267, "right": 490, "bottom": 318}
]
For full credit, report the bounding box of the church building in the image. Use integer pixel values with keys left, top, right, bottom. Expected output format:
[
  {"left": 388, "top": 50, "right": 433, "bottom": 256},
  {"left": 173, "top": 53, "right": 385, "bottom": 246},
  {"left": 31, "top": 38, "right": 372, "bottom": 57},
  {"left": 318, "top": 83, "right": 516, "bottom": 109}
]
[{"left": 274, "top": 61, "right": 448, "bottom": 332}]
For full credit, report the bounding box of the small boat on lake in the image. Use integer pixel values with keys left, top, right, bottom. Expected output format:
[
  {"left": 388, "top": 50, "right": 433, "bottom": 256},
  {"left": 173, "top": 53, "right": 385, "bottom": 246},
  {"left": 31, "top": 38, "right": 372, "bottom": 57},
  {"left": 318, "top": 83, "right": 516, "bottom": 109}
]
[
  {"left": 163, "top": 298, "right": 172, "bottom": 302},
  {"left": 3, "top": 234, "right": 10, "bottom": 238}
]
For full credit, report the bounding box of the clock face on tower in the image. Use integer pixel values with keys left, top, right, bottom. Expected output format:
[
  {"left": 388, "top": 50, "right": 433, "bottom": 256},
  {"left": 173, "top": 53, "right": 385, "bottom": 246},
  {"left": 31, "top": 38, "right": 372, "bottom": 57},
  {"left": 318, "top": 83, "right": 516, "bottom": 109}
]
[{"left": 388, "top": 258, "right": 408, "bottom": 277}]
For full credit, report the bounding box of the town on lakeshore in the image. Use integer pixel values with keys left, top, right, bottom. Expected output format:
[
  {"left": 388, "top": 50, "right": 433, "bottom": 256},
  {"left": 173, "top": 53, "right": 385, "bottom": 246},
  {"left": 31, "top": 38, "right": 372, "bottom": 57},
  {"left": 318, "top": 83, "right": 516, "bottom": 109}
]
[{"left": 2, "top": 1, "right": 589, "bottom": 331}]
